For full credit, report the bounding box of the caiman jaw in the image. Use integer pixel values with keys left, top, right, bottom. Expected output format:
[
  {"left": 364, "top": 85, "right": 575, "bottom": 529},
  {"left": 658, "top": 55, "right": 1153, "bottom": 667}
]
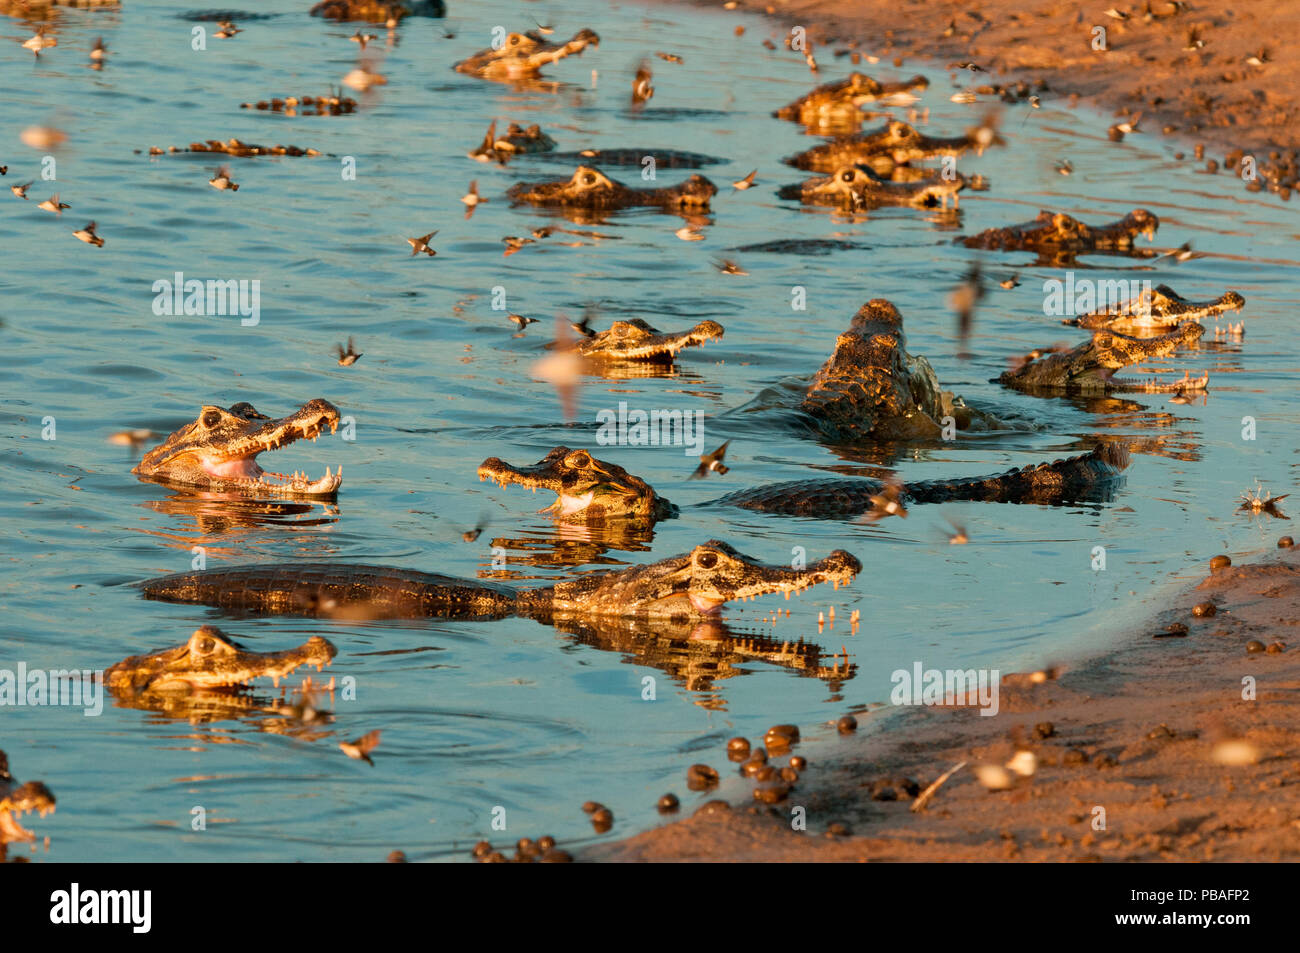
[
  {"left": 105, "top": 626, "right": 337, "bottom": 696},
  {"left": 686, "top": 543, "right": 862, "bottom": 612},
  {"left": 478, "top": 447, "right": 656, "bottom": 519},
  {"left": 135, "top": 399, "right": 343, "bottom": 498},
  {"left": 0, "top": 783, "right": 56, "bottom": 843}
]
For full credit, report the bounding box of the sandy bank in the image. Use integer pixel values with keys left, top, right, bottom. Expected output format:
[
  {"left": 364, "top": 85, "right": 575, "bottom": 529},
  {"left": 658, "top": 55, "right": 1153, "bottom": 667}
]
[{"left": 583, "top": 543, "right": 1300, "bottom": 861}]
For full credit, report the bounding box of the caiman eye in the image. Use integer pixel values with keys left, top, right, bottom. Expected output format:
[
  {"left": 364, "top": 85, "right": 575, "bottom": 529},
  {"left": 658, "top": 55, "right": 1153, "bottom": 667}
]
[
  {"left": 1096, "top": 333, "right": 1113, "bottom": 348},
  {"left": 201, "top": 411, "right": 220, "bottom": 428},
  {"left": 194, "top": 636, "right": 215, "bottom": 655},
  {"left": 582, "top": 172, "right": 597, "bottom": 185},
  {"left": 840, "top": 170, "right": 856, "bottom": 183},
  {"left": 569, "top": 451, "right": 592, "bottom": 468},
  {"left": 509, "top": 34, "right": 521, "bottom": 46},
  {"left": 697, "top": 551, "right": 718, "bottom": 569}
]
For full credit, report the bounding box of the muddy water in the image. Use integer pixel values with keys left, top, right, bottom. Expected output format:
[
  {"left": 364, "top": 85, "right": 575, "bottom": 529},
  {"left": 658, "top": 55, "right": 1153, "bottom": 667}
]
[{"left": 1, "top": 0, "right": 1296, "bottom": 860}]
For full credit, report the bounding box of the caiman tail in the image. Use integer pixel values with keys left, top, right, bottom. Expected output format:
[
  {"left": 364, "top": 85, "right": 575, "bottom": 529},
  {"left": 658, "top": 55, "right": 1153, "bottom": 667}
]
[
  {"left": 706, "top": 445, "right": 1130, "bottom": 518},
  {"left": 139, "top": 564, "right": 518, "bottom": 620}
]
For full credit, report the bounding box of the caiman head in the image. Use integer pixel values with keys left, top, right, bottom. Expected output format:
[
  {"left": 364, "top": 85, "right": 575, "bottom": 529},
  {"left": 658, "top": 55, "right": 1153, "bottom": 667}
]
[
  {"left": 1002, "top": 321, "right": 1206, "bottom": 391},
  {"left": 775, "top": 73, "right": 930, "bottom": 127},
  {"left": 507, "top": 166, "right": 717, "bottom": 210},
  {"left": 0, "top": 751, "right": 55, "bottom": 846},
  {"left": 547, "top": 540, "right": 861, "bottom": 620},
  {"left": 576, "top": 317, "right": 724, "bottom": 361},
  {"left": 454, "top": 28, "right": 599, "bottom": 80},
  {"left": 105, "top": 626, "right": 337, "bottom": 697},
  {"left": 133, "top": 399, "right": 342, "bottom": 498},
  {"left": 309, "top": 0, "right": 438, "bottom": 22},
  {"left": 801, "top": 299, "right": 953, "bottom": 440},
  {"left": 795, "top": 163, "right": 964, "bottom": 209},
  {"left": 478, "top": 446, "right": 676, "bottom": 522},
  {"left": 1069, "top": 284, "right": 1245, "bottom": 332},
  {"left": 965, "top": 208, "right": 1159, "bottom": 251}
]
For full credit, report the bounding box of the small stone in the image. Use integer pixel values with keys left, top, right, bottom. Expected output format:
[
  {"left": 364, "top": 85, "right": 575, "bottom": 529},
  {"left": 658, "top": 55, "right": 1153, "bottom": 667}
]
[
  {"left": 581, "top": 800, "right": 603, "bottom": 814},
  {"left": 1209, "top": 555, "right": 1231, "bottom": 571},
  {"left": 657, "top": 793, "right": 680, "bottom": 813},
  {"left": 1266, "top": 641, "right": 1285, "bottom": 654},
  {"left": 789, "top": 756, "right": 807, "bottom": 770},
  {"left": 694, "top": 799, "right": 730, "bottom": 817},
  {"left": 837, "top": 714, "right": 858, "bottom": 734},
  {"left": 1154, "top": 622, "right": 1189, "bottom": 638},
  {"left": 764, "top": 724, "right": 800, "bottom": 750},
  {"left": 387, "top": 850, "right": 407, "bottom": 863},
  {"left": 726, "top": 737, "right": 751, "bottom": 761},
  {"left": 538, "top": 835, "right": 556, "bottom": 851},
  {"left": 687, "top": 764, "right": 720, "bottom": 790},
  {"left": 484, "top": 851, "right": 507, "bottom": 863},
  {"left": 1064, "top": 748, "right": 1089, "bottom": 765},
  {"left": 825, "top": 821, "right": 851, "bottom": 837},
  {"left": 1246, "top": 640, "right": 1266, "bottom": 654},
  {"left": 1034, "top": 721, "right": 1056, "bottom": 739},
  {"left": 755, "top": 765, "right": 777, "bottom": 782},
  {"left": 472, "top": 840, "right": 493, "bottom": 859},
  {"left": 1206, "top": 159, "right": 1219, "bottom": 173},
  {"left": 591, "top": 808, "right": 614, "bottom": 833},
  {"left": 780, "top": 766, "right": 799, "bottom": 783},
  {"left": 1192, "top": 601, "right": 1217, "bottom": 617},
  {"left": 1279, "top": 536, "right": 1294, "bottom": 548}
]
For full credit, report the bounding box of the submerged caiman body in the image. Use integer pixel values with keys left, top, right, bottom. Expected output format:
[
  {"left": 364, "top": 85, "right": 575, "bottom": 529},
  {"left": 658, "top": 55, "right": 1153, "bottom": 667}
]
[
  {"left": 454, "top": 29, "right": 599, "bottom": 80},
  {"left": 774, "top": 72, "right": 930, "bottom": 129},
  {"left": 1066, "top": 284, "right": 1245, "bottom": 333},
  {"left": 784, "top": 163, "right": 968, "bottom": 210},
  {"left": 530, "top": 149, "right": 726, "bottom": 169},
  {"left": 478, "top": 443, "right": 1130, "bottom": 523},
  {"left": 1000, "top": 321, "right": 1207, "bottom": 393},
  {"left": 139, "top": 541, "right": 861, "bottom": 623},
  {"left": 961, "top": 209, "right": 1159, "bottom": 254},
  {"left": 507, "top": 166, "right": 717, "bottom": 211},
  {"left": 309, "top": 0, "right": 444, "bottom": 21},
  {"left": 784, "top": 120, "right": 997, "bottom": 174}
]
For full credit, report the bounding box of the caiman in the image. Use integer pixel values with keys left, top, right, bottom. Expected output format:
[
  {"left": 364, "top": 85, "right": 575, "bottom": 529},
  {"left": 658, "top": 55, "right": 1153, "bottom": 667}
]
[
  {"left": 478, "top": 443, "right": 1130, "bottom": 523},
  {"left": 132, "top": 399, "right": 343, "bottom": 498},
  {"left": 999, "top": 321, "right": 1208, "bottom": 394},
  {"left": 961, "top": 209, "right": 1159, "bottom": 254},
  {"left": 798, "top": 298, "right": 995, "bottom": 442},
  {"left": 782, "top": 163, "right": 968, "bottom": 210},
  {"left": 572, "top": 318, "right": 724, "bottom": 362},
  {"left": 138, "top": 541, "right": 861, "bottom": 623},
  {"left": 530, "top": 149, "right": 726, "bottom": 169},
  {"left": 105, "top": 626, "right": 336, "bottom": 698},
  {"left": 507, "top": 166, "right": 717, "bottom": 212},
  {"left": 469, "top": 121, "right": 556, "bottom": 163},
  {"left": 784, "top": 119, "right": 998, "bottom": 174},
  {"left": 454, "top": 29, "right": 599, "bottom": 81},
  {"left": 774, "top": 72, "right": 930, "bottom": 129},
  {"left": 1065, "top": 284, "right": 1245, "bottom": 333},
  {"left": 310, "top": 0, "right": 444, "bottom": 22},
  {"left": 0, "top": 750, "right": 55, "bottom": 850}
]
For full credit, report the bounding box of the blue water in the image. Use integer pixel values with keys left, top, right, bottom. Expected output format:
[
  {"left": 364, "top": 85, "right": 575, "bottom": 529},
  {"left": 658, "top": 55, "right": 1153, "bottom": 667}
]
[{"left": 1, "top": 0, "right": 1296, "bottom": 860}]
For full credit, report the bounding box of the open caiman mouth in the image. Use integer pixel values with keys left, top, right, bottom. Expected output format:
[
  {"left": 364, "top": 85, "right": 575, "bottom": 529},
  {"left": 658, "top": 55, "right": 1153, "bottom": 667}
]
[
  {"left": 133, "top": 399, "right": 343, "bottom": 498},
  {"left": 105, "top": 626, "right": 337, "bottom": 696},
  {"left": 0, "top": 750, "right": 55, "bottom": 845}
]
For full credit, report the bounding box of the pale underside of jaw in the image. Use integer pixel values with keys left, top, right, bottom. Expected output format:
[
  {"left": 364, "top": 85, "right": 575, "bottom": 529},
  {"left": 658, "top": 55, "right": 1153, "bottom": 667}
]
[{"left": 553, "top": 491, "right": 594, "bottom": 516}]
